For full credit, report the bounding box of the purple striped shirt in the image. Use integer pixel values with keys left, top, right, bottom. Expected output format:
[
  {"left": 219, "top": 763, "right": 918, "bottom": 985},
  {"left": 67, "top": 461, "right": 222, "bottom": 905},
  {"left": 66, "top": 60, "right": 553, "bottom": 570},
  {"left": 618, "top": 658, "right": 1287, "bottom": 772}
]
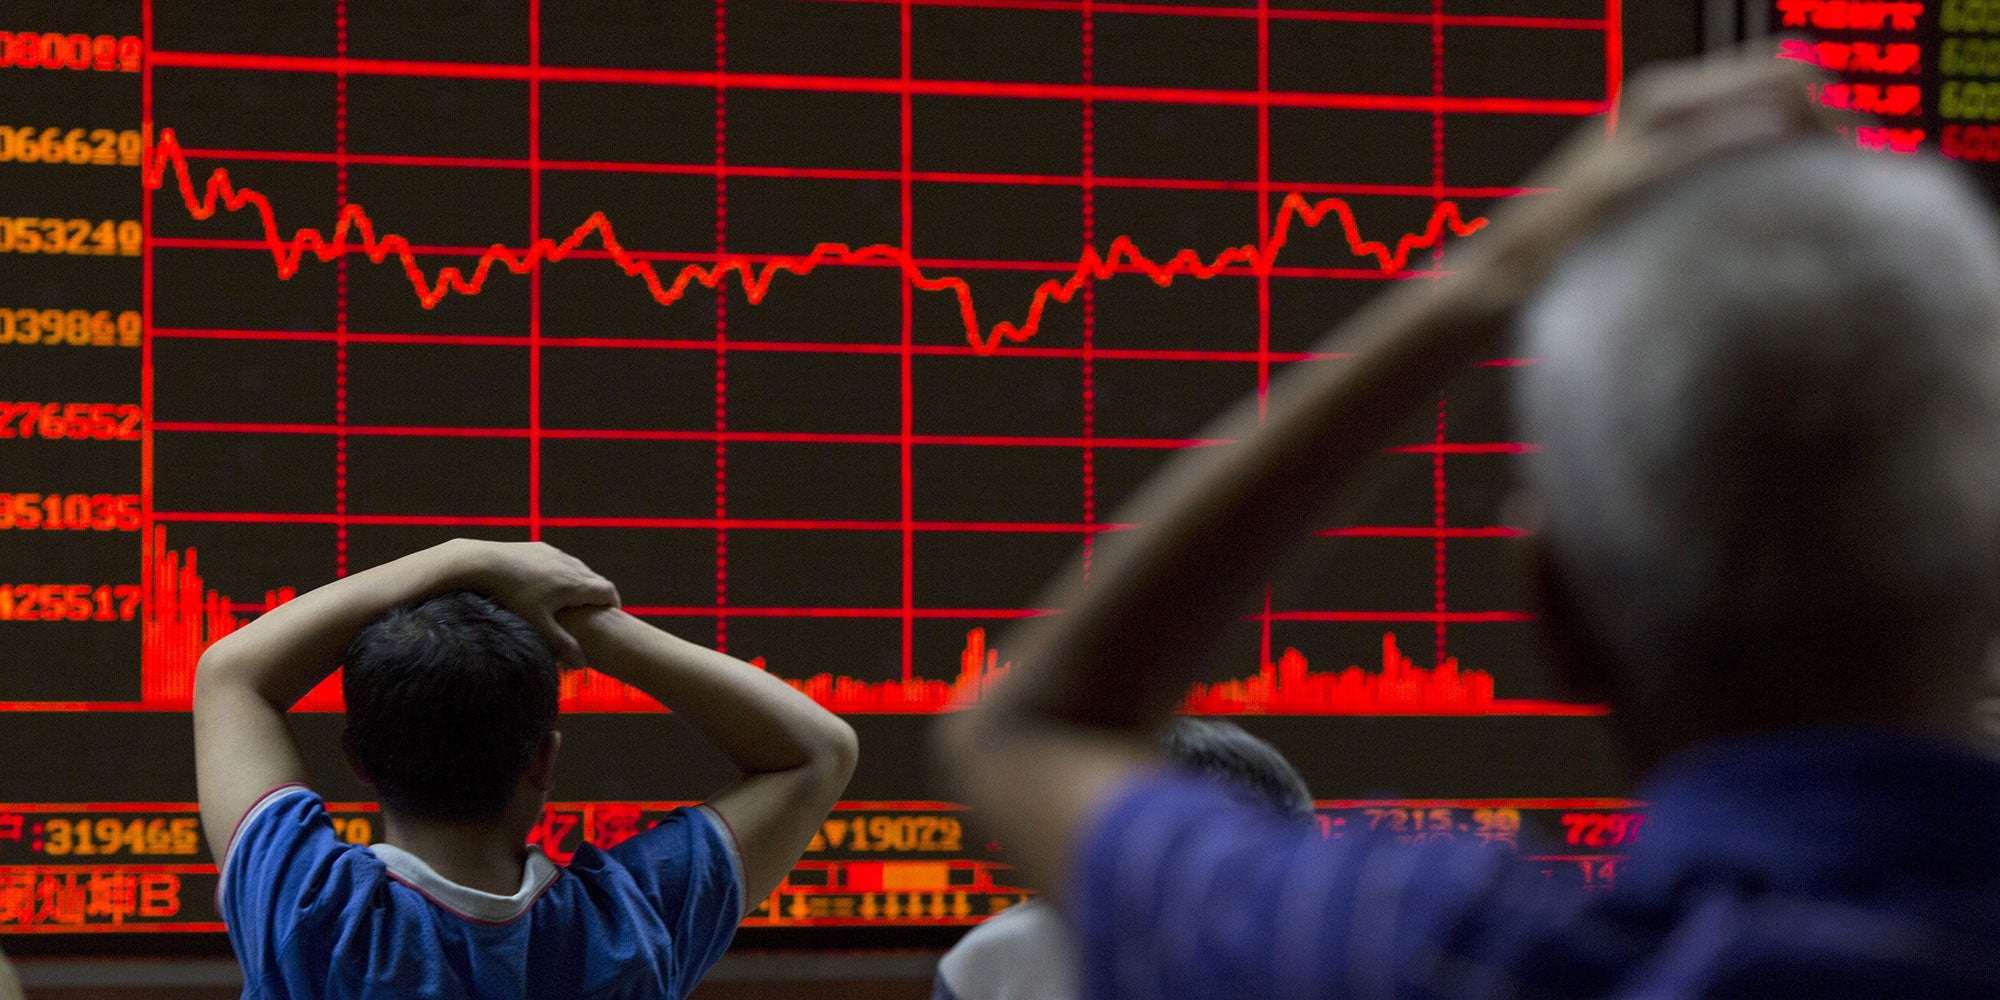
[{"left": 1071, "top": 728, "right": 2000, "bottom": 999}]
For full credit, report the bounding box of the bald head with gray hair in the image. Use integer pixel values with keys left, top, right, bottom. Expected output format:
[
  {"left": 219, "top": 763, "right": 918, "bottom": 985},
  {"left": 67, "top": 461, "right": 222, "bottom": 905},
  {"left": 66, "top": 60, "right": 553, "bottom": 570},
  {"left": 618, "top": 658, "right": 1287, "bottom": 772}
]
[{"left": 1516, "top": 142, "right": 2000, "bottom": 731}]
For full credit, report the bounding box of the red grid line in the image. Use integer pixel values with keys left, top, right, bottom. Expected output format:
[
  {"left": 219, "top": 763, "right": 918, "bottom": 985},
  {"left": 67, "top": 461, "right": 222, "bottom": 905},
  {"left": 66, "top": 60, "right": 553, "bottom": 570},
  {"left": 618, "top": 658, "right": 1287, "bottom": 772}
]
[
  {"left": 1257, "top": 610, "right": 1533, "bottom": 623},
  {"left": 714, "top": 0, "right": 731, "bottom": 651},
  {"left": 146, "top": 421, "right": 1225, "bottom": 448},
  {"left": 146, "top": 50, "right": 1609, "bottom": 116},
  {"left": 144, "top": 420, "right": 1527, "bottom": 453},
  {"left": 172, "top": 145, "right": 1545, "bottom": 199},
  {"left": 140, "top": 0, "right": 157, "bottom": 634},
  {"left": 899, "top": 0, "right": 919, "bottom": 681},
  {"left": 335, "top": 0, "right": 351, "bottom": 574},
  {"left": 604, "top": 607, "right": 1529, "bottom": 623},
  {"left": 147, "top": 327, "right": 1348, "bottom": 362},
  {"left": 801, "top": 0, "right": 1607, "bottom": 31},
  {"left": 152, "top": 512, "right": 1137, "bottom": 532},
  {"left": 622, "top": 606, "right": 1046, "bottom": 619},
  {"left": 1430, "top": 0, "right": 1449, "bottom": 668},
  {"left": 1256, "top": 0, "right": 1273, "bottom": 667},
  {"left": 148, "top": 511, "right": 1526, "bottom": 538},
  {"left": 528, "top": 0, "right": 546, "bottom": 542},
  {"left": 1088, "top": 0, "right": 1104, "bottom": 580}
]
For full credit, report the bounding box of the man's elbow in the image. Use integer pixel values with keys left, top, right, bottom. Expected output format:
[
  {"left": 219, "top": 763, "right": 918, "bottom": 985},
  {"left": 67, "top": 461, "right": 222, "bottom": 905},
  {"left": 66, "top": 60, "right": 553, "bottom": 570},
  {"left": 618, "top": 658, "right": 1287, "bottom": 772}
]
[
  {"left": 192, "top": 638, "right": 245, "bottom": 699},
  {"left": 817, "top": 714, "right": 860, "bottom": 788}
]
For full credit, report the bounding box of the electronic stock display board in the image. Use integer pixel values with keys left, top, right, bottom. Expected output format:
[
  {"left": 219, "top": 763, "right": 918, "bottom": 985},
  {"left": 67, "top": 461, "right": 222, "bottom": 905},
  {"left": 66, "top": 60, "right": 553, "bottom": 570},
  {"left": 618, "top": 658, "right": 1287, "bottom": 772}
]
[
  {"left": 0, "top": 1, "right": 1706, "bottom": 946},
  {"left": 1771, "top": 0, "right": 2000, "bottom": 199}
]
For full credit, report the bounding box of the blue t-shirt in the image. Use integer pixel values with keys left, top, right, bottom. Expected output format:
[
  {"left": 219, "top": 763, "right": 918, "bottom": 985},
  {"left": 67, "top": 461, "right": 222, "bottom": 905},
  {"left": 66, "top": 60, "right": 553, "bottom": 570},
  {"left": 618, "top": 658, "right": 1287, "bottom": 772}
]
[
  {"left": 1071, "top": 729, "right": 2000, "bottom": 999},
  {"left": 220, "top": 785, "right": 744, "bottom": 999}
]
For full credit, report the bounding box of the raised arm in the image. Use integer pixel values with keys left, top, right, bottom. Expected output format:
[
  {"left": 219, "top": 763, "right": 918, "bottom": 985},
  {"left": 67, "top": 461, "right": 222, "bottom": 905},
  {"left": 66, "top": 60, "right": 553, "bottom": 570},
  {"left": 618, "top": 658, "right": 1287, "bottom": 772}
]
[
  {"left": 555, "top": 608, "right": 858, "bottom": 904},
  {"left": 193, "top": 540, "right": 616, "bottom": 859},
  {"left": 937, "top": 53, "right": 1841, "bottom": 895},
  {"left": 0, "top": 946, "right": 21, "bottom": 1000}
]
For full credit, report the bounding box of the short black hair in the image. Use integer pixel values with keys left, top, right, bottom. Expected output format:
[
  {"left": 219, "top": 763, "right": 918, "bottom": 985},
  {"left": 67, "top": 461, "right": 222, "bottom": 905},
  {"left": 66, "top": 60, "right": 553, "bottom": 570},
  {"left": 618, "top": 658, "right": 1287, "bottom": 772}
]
[
  {"left": 1162, "top": 719, "right": 1315, "bottom": 819},
  {"left": 342, "top": 591, "right": 559, "bottom": 822}
]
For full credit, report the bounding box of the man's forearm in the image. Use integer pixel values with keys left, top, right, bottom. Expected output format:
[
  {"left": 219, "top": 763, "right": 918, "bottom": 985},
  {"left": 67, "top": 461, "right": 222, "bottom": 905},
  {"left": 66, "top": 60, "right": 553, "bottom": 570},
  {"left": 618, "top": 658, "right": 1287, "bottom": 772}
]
[
  {"left": 196, "top": 540, "right": 477, "bottom": 705},
  {"left": 557, "top": 607, "right": 855, "bottom": 774}
]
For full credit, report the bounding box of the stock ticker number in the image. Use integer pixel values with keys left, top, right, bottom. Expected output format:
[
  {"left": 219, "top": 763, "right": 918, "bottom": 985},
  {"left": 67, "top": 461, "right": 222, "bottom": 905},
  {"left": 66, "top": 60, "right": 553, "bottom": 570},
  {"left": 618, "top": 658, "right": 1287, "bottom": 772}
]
[
  {"left": 818, "top": 815, "right": 965, "bottom": 853},
  {"left": 0, "top": 217, "right": 142, "bottom": 256},
  {"left": 1941, "top": 81, "right": 2000, "bottom": 121},
  {"left": 0, "top": 493, "right": 142, "bottom": 532},
  {"left": 1943, "top": 124, "right": 2000, "bottom": 161},
  {"left": 0, "top": 308, "right": 143, "bottom": 347},
  {"left": 1944, "top": 0, "right": 2000, "bottom": 32},
  {"left": 1943, "top": 36, "right": 2000, "bottom": 77},
  {"left": 0, "top": 32, "right": 142, "bottom": 73},
  {"left": 1560, "top": 812, "right": 1646, "bottom": 848},
  {"left": 0, "top": 127, "right": 145, "bottom": 167},
  {"left": 0, "top": 402, "right": 142, "bottom": 440},
  {"left": 39, "top": 818, "right": 199, "bottom": 857},
  {"left": 0, "top": 584, "right": 144, "bottom": 622}
]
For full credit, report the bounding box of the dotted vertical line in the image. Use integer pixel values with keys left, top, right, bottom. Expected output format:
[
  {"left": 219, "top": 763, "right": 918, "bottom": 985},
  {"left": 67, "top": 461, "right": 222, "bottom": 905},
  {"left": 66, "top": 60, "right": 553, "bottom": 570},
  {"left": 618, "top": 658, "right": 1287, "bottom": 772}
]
[
  {"left": 1080, "top": 1, "right": 1096, "bottom": 578},
  {"left": 1432, "top": 0, "right": 1446, "bottom": 221},
  {"left": 1256, "top": 0, "right": 1273, "bottom": 667},
  {"left": 527, "top": 0, "right": 543, "bottom": 542},
  {"left": 139, "top": 0, "right": 157, "bottom": 693},
  {"left": 713, "top": 0, "right": 730, "bottom": 653},
  {"left": 1433, "top": 397, "right": 1449, "bottom": 667},
  {"left": 1430, "top": 0, "right": 1447, "bottom": 666},
  {"left": 335, "top": 0, "right": 350, "bottom": 578},
  {"left": 898, "top": 0, "right": 916, "bottom": 682}
]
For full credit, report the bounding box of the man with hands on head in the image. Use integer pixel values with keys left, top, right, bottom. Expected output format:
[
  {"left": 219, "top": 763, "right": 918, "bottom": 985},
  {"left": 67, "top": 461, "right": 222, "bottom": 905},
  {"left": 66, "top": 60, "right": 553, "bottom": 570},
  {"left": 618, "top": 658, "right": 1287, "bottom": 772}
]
[
  {"left": 193, "top": 539, "right": 857, "bottom": 999},
  {"left": 943, "top": 50, "right": 2000, "bottom": 1000}
]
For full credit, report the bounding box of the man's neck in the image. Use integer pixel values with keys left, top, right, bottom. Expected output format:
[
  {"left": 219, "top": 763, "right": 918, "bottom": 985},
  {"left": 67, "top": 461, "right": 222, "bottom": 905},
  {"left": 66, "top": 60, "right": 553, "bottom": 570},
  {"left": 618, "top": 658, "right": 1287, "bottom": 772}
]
[{"left": 379, "top": 812, "right": 531, "bottom": 896}]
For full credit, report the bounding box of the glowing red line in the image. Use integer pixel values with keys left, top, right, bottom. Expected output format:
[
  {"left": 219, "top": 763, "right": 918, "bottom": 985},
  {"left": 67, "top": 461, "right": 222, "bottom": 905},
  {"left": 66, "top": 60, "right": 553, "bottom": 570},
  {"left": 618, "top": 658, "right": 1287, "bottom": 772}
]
[
  {"left": 1257, "top": 610, "right": 1533, "bottom": 623},
  {"left": 1318, "top": 526, "right": 1527, "bottom": 538},
  {"left": 801, "top": 0, "right": 1607, "bottom": 30},
  {"left": 150, "top": 512, "right": 1132, "bottom": 533},
  {"left": 147, "top": 235, "right": 1447, "bottom": 284},
  {"left": 174, "top": 144, "right": 1540, "bottom": 199},
  {"left": 147, "top": 52, "right": 1605, "bottom": 116},
  {"left": 150, "top": 511, "right": 1526, "bottom": 537},
  {"left": 148, "top": 326, "right": 1344, "bottom": 362},
  {"left": 621, "top": 606, "right": 1048, "bottom": 619},
  {"left": 147, "top": 420, "right": 1223, "bottom": 448},
  {"left": 150, "top": 419, "right": 1525, "bottom": 453},
  {"left": 144, "top": 125, "right": 1491, "bottom": 352},
  {"left": 1388, "top": 442, "right": 1536, "bottom": 454}
]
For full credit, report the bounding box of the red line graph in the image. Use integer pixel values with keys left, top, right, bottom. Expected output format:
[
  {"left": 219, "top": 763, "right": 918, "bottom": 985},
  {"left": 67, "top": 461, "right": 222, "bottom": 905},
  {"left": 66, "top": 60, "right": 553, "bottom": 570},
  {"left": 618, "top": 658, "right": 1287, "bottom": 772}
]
[{"left": 142, "top": 127, "right": 1488, "bottom": 354}]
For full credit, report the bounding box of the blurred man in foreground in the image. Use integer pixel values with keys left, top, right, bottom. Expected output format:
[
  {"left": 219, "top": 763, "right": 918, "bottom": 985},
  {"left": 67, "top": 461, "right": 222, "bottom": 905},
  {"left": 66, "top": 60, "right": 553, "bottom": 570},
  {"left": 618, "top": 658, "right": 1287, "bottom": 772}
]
[{"left": 943, "top": 52, "right": 2000, "bottom": 998}]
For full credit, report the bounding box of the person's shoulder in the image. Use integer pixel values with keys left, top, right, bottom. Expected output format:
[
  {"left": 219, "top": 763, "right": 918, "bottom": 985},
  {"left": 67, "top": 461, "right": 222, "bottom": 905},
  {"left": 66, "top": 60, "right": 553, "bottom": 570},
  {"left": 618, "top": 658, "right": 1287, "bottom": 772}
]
[
  {"left": 562, "top": 805, "right": 743, "bottom": 922},
  {"left": 222, "top": 784, "right": 372, "bottom": 907},
  {"left": 938, "top": 900, "right": 1078, "bottom": 1000},
  {"left": 955, "top": 900, "right": 1068, "bottom": 954}
]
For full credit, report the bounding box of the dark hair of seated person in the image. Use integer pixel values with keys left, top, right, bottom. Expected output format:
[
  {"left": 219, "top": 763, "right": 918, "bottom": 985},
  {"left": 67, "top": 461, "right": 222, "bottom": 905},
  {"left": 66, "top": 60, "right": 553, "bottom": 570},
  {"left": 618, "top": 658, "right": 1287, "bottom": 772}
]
[
  {"left": 342, "top": 591, "right": 560, "bottom": 822},
  {"left": 1162, "top": 718, "right": 1315, "bottom": 820}
]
